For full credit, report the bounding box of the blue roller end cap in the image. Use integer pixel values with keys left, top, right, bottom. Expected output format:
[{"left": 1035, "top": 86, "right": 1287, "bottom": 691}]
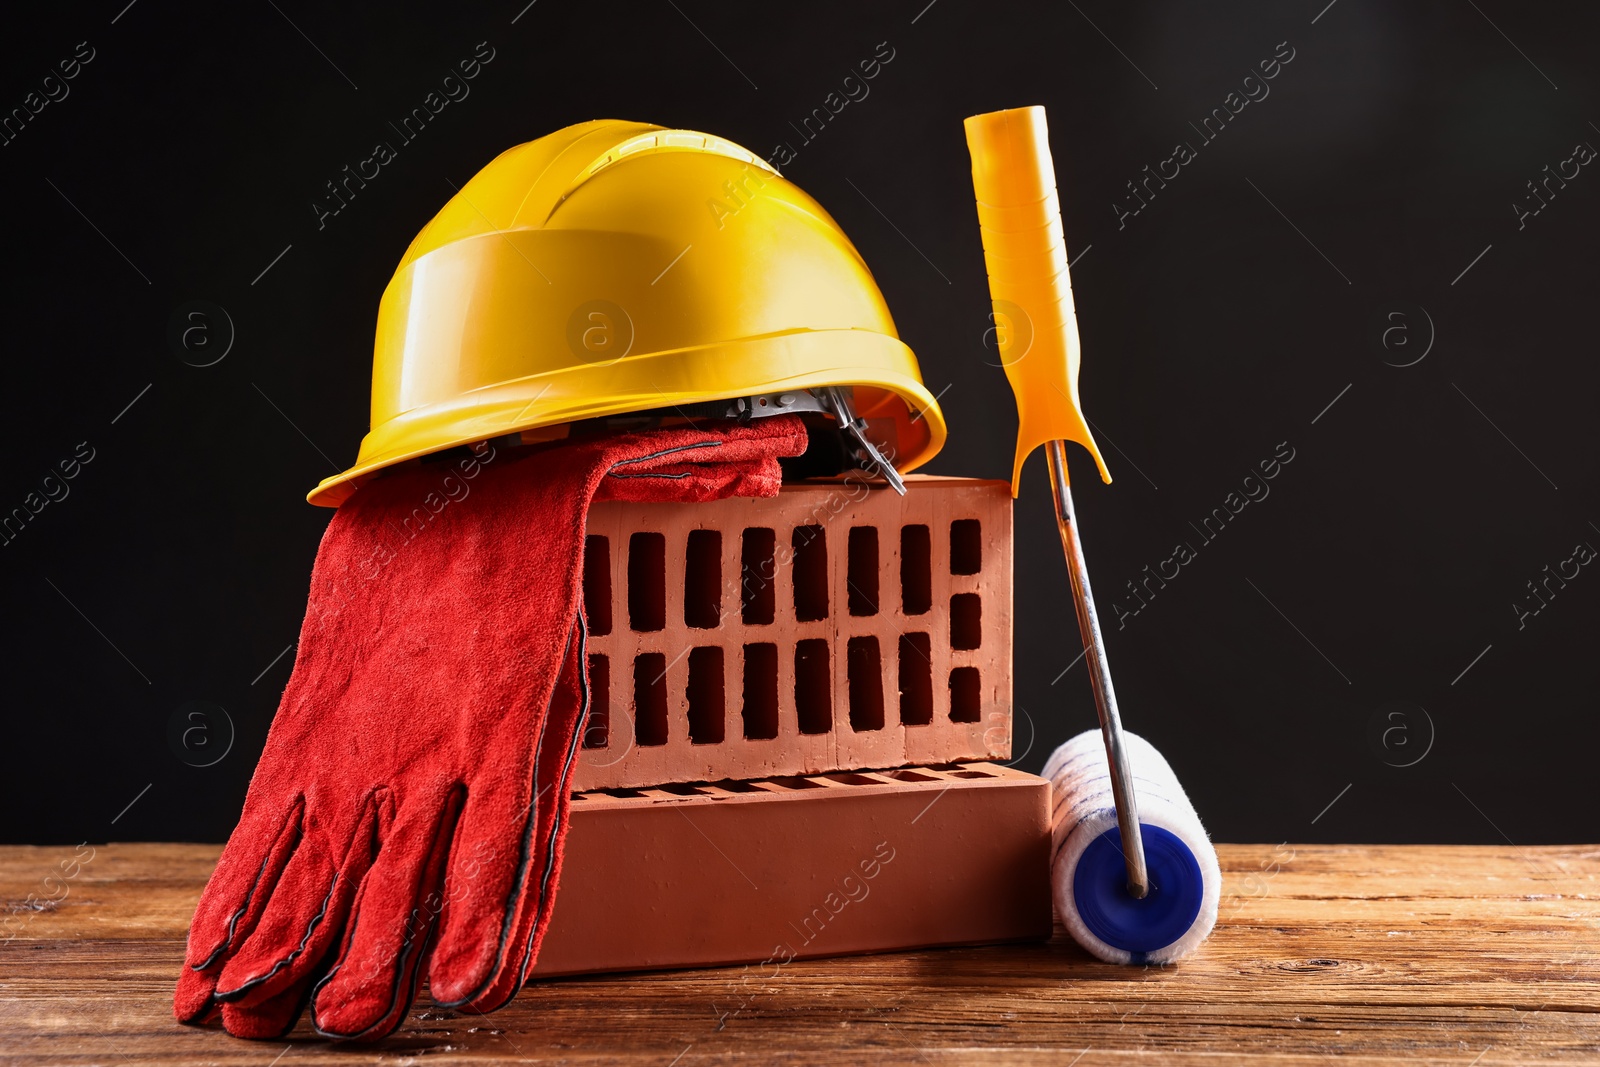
[{"left": 1073, "top": 824, "right": 1204, "bottom": 955}]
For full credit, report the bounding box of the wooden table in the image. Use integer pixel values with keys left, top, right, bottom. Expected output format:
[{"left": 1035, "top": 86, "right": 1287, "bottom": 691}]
[{"left": 2, "top": 843, "right": 1596, "bottom": 1065}]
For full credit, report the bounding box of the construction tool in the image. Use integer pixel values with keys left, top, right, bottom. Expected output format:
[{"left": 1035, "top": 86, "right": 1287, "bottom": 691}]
[
  {"left": 965, "top": 106, "right": 1219, "bottom": 961},
  {"left": 1044, "top": 729, "right": 1219, "bottom": 964}
]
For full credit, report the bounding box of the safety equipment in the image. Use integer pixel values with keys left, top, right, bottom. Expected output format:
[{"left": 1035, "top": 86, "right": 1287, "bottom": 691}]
[
  {"left": 176, "top": 418, "right": 807, "bottom": 1040},
  {"left": 309, "top": 119, "right": 946, "bottom": 506}
]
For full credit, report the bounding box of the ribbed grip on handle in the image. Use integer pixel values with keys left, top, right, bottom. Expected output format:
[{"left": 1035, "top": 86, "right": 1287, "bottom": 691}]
[{"left": 964, "top": 106, "right": 1110, "bottom": 496}]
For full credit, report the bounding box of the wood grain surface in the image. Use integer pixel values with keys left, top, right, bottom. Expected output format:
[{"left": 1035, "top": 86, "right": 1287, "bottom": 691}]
[{"left": 2, "top": 842, "right": 1596, "bottom": 1065}]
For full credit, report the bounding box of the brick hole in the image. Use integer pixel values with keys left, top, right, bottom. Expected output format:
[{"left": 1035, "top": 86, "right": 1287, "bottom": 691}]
[
  {"left": 627, "top": 532, "right": 666, "bottom": 632},
  {"left": 686, "top": 646, "right": 725, "bottom": 745},
  {"left": 570, "top": 793, "right": 588, "bottom": 800},
  {"left": 900, "top": 524, "right": 932, "bottom": 615},
  {"left": 792, "top": 525, "right": 829, "bottom": 621},
  {"left": 661, "top": 783, "right": 709, "bottom": 796},
  {"left": 741, "top": 642, "right": 779, "bottom": 741},
  {"left": 633, "top": 652, "right": 668, "bottom": 746},
  {"left": 847, "top": 526, "right": 880, "bottom": 616},
  {"left": 897, "top": 632, "right": 933, "bottom": 726},
  {"left": 948, "top": 666, "right": 981, "bottom": 723},
  {"left": 583, "top": 535, "right": 611, "bottom": 636},
  {"left": 950, "top": 769, "right": 995, "bottom": 778},
  {"left": 583, "top": 653, "right": 609, "bottom": 749},
  {"left": 950, "top": 592, "right": 982, "bottom": 650},
  {"left": 846, "top": 636, "right": 884, "bottom": 732},
  {"left": 950, "top": 519, "right": 982, "bottom": 575},
  {"left": 684, "top": 529, "right": 722, "bottom": 629},
  {"left": 711, "top": 779, "right": 770, "bottom": 793},
  {"left": 885, "top": 769, "right": 939, "bottom": 782},
  {"left": 823, "top": 773, "right": 881, "bottom": 786},
  {"left": 741, "top": 528, "right": 776, "bottom": 625},
  {"left": 604, "top": 788, "right": 647, "bottom": 798},
  {"left": 794, "top": 638, "right": 832, "bottom": 734},
  {"left": 766, "top": 776, "right": 823, "bottom": 790}
]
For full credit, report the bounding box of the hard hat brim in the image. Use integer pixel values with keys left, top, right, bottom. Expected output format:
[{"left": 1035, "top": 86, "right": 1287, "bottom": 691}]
[{"left": 308, "top": 329, "right": 946, "bottom": 507}]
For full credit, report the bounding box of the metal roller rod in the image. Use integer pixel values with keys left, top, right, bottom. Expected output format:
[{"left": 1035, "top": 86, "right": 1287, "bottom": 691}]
[{"left": 1046, "top": 439, "right": 1149, "bottom": 899}]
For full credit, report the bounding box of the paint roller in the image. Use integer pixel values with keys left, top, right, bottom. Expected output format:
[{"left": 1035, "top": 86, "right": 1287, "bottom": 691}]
[{"left": 964, "top": 106, "right": 1220, "bottom": 964}]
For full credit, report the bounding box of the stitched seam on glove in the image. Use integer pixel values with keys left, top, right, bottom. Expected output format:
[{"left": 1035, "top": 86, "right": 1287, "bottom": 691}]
[
  {"left": 192, "top": 800, "right": 305, "bottom": 972},
  {"left": 517, "top": 615, "right": 593, "bottom": 989},
  {"left": 430, "top": 615, "right": 584, "bottom": 1011},
  {"left": 214, "top": 873, "right": 340, "bottom": 1001}
]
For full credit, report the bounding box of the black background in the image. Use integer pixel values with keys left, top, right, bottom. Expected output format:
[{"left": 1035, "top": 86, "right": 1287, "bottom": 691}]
[{"left": 4, "top": 1, "right": 1596, "bottom": 846}]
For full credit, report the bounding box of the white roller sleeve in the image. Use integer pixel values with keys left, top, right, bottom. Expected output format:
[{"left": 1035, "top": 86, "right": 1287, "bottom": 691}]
[{"left": 1045, "top": 729, "right": 1220, "bottom": 964}]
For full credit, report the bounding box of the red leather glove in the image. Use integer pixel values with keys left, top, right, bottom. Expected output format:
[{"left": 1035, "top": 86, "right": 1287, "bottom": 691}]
[{"left": 175, "top": 419, "right": 807, "bottom": 1040}]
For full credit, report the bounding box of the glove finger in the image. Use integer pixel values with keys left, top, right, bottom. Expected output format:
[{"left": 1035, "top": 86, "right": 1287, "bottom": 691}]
[
  {"left": 420, "top": 785, "right": 522, "bottom": 1007},
  {"left": 311, "top": 788, "right": 463, "bottom": 1041},
  {"left": 215, "top": 794, "right": 386, "bottom": 1006},
  {"left": 174, "top": 964, "right": 223, "bottom": 1026},
  {"left": 432, "top": 627, "right": 588, "bottom": 1017},
  {"left": 594, "top": 416, "right": 807, "bottom": 503},
  {"left": 176, "top": 800, "right": 304, "bottom": 1024},
  {"left": 464, "top": 645, "right": 588, "bottom": 1013},
  {"left": 219, "top": 966, "right": 318, "bottom": 1040},
  {"left": 182, "top": 798, "right": 304, "bottom": 974}
]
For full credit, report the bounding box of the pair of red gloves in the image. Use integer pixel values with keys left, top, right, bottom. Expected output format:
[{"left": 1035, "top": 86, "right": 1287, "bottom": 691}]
[{"left": 176, "top": 420, "right": 806, "bottom": 1040}]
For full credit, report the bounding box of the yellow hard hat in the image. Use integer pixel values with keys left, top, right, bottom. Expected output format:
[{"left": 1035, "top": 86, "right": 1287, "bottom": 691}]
[{"left": 309, "top": 119, "right": 947, "bottom": 506}]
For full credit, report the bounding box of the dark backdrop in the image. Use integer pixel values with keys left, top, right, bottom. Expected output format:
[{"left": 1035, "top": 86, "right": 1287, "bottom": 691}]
[{"left": 4, "top": 0, "right": 1596, "bottom": 846}]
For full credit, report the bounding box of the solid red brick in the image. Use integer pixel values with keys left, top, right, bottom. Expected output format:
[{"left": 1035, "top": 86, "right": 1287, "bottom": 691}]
[{"left": 531, "top": 763, "right": 1051, "bottom": 978}]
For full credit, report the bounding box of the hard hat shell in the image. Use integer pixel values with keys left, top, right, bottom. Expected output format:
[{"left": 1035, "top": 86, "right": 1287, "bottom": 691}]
[{"left": 309, "top": 119, "right": 947, "bottom": 506}]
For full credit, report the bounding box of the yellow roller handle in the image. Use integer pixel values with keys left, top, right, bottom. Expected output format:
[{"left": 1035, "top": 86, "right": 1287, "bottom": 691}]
[{"left": 964, "top": 106, "right": 1110, "bottom": 496}]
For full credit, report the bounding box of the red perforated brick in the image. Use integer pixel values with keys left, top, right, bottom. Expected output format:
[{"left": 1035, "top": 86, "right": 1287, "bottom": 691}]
[{"left": 573, "top": 476, "right": 1013, "bottom": 792}]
